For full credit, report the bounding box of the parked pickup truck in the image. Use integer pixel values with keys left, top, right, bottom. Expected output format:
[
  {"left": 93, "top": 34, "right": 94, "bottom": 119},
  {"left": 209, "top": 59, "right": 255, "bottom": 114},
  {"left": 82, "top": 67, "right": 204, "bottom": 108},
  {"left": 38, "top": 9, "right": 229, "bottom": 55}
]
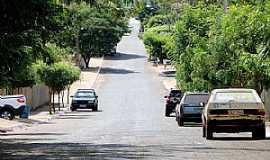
[{"left": 0, "top": 95, "right": 26, "bottom": 120}]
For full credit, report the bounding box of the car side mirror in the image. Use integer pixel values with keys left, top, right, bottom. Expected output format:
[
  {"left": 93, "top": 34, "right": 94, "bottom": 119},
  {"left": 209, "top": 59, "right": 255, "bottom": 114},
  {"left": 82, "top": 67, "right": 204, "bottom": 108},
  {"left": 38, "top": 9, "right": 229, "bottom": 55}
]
[
  {"left": 200, "top": 102, "right": 205, "bottom": 107},
  {"left": 164, "top": 96, "right": 168, "bottom": 98},
  {"left": 70, "top": 95, "right": 74, "bottom": 98}
]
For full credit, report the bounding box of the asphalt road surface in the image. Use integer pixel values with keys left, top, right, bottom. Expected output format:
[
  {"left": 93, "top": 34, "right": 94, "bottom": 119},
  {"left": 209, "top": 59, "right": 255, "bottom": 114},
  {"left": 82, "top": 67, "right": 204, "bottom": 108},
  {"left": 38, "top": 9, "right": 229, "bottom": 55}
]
[{"left": 1, "top": 19, "right": 270, "bottom": 160}]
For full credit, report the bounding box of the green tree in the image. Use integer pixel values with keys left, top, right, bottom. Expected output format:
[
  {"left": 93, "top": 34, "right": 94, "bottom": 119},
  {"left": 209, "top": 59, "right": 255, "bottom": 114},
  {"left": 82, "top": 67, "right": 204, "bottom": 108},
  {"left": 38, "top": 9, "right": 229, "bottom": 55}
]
[{"left": 40, "top": 62, "right": 80, "bottom": 114}]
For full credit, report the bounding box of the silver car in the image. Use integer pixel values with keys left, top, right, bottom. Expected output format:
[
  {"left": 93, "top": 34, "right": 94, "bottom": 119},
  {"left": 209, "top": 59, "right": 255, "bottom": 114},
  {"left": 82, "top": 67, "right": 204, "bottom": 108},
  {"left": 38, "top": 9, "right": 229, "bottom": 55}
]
[{"left": 175, "top": 92, "right": 210, "bottom": 126}]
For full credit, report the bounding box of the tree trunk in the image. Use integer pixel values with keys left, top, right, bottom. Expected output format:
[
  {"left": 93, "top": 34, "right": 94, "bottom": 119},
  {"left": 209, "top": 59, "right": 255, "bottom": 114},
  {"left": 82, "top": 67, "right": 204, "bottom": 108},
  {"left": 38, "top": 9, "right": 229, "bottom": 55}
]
[
  {"left": 58, "top": 92, "right": 61, "bottom": 111},
  {"left": 82, "top": 55, "right": 91, "bottom": 68},
  {"left": 49, "top": 89, "right": 52, "bottom": 115},
  {"left": 61, "top": 90, "right": 65, "bottom": 108},
  {"left": 67, "top": 86, "right": 70, "bottom": 105},
  {"left": 52, "top": 91, "right": 56, "bottom": 113}
]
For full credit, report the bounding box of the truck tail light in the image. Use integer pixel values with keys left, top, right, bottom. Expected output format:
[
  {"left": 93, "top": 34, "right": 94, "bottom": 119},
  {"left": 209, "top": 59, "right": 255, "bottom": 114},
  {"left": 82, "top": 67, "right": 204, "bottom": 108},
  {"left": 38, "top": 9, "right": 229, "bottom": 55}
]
[{"left": 17, "top": 98, "right": 25, "bottom": 103}]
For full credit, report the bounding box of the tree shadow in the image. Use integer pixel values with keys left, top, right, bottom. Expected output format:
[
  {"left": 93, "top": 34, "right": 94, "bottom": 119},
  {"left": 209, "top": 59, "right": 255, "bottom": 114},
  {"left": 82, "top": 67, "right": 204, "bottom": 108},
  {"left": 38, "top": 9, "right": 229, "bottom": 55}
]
[
  {"left": 0, "top": 140, "right": 156, "bottom": 160},
  {"left": 100, "top": 67, "right": 139, "bottom": 75},
  {"left": 0, "top": 133, "right": 66, "bottom": 136},
  {"left": 55, "top": 116, "right": 92, "bottom": 120},
  {"left": 104, "top": 52, "right": 146, "bottom": 61},
  {"left": 72, "top": 109, "right": 103, "bottom": 113},
  {"left": 81, "top": 67, "right": 99, "bottom": 72},
  {"left": 2, "top": 139, "right": 270, "bottom": 159}
]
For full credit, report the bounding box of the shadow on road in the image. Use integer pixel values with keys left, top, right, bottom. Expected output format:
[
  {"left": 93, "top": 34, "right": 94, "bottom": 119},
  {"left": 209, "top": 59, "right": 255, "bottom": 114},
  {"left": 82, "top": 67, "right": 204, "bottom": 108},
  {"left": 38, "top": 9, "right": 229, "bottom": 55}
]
[
  {"left": 0, "top": 140, "right": 156, "bottom": 160},
  {"left": 1, "top": 139, "right": 270, "bottom": 159},
  {"left": 104, "top": 52, "right": 146, "bottom": 61},
  {"left": 100, "top": 67, "right": 138, "bottom": 75},
  {"left": 0, "top": 133, "right": 66, "bottom": 136},
  {"left": 72, "top": 110, "right": 103, "bottom": 113}
]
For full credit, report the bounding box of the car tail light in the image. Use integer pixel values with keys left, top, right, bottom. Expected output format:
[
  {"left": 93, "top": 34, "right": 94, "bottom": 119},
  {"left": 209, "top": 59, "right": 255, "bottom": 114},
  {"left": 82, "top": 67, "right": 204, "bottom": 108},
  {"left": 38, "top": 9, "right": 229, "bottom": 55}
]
[
  {"left": 209, "top": 109, "right": 228, "bottom": 115},
  {"left": 166, "top": 97, "right": 170, "bottom": 103},
  {"left": 244, "top": 109, "right": 265, "bottom": 116},
  {"left": 17, "top": 98, "right": 25, "bottom": 103}
]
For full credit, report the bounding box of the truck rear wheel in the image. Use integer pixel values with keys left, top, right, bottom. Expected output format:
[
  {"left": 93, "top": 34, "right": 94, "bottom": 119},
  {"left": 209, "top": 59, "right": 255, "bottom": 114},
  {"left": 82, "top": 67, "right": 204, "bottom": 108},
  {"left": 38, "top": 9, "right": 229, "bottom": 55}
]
[{"left": 0, "top": 108, "right": 15, "bottom": 120}]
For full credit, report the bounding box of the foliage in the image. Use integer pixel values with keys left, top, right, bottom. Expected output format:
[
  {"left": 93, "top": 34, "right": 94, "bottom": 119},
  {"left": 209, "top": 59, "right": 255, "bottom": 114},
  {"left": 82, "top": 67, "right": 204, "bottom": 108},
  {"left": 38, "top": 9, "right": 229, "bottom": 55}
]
[
  {"left": 68, "top": 2, "right": 129, "bottom": 67},
  {"left": 143, "top": 25, "right": 173, "bottom": 62},
  {"left": 143, "top": 0, "right": 270, "bottom": 95},
  {"left": 40, "top": 62, "right": 80, "bottom": 93}
]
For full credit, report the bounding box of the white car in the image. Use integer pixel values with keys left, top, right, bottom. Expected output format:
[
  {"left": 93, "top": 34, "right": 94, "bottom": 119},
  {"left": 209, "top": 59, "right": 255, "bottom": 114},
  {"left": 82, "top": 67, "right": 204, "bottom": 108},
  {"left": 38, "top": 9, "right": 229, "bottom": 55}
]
[
  {"left": 0, "top": 95, "right": 27, "bottom": 120},
  {"left": 202, "top": 89, "right": 266, "bottom": 139}
]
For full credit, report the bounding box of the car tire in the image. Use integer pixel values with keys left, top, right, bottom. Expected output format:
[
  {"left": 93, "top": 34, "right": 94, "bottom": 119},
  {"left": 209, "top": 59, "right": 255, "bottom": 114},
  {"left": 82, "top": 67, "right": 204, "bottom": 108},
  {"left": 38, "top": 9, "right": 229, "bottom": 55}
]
[
  {"left": 70, "top": 107, "right": 77, "bottom": 112},
  {"left": 252, "top": 125, "right": 266, "bottom": 139},
  {"left": 165, "top": 106, "right": 171, "bottom": 117},
  {"left": 177, "top": 116, "right": 184, "bottom": 127},
  {"left": 92, "top": 105, "right": 98, "bottom": 112},
  {"left": 206, "top": 125, "right": 213, "bottom": 140},
  {"left": 0, "top": 108, "right": 15, "bottom": 120}
]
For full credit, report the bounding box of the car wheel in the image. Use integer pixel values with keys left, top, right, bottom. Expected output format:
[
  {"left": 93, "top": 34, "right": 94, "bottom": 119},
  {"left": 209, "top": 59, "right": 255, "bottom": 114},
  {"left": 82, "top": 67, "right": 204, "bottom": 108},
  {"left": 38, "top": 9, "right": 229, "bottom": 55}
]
[
  {"left": 165, "top": 106, "right": 171, "bottom": 117},
  {"left": 70, "top": 107, "right": 76, "bottom": 112},
  {"left": 92, "top": 105, "right": 98, "bottom": 112},
  {"left": 252, "top": 125, "right": 266, "bottom": 139},
  {"left": 0, "top": 109, "right": 15, "bottom": 120},
  {"left": 177, "top": 116, "right": 184, "bottom": 127},
  {"left": 206, "top": 125, "right": 213, "bottom": 140}
]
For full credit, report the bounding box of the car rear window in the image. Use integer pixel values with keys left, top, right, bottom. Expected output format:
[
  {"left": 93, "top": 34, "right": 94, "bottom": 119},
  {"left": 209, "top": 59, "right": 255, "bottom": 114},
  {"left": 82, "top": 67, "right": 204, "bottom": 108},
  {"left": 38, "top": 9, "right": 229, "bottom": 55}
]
[
  {"left": 214, "top": 92, "right": 256, "bottom": 103},
  {"left": 184, "top": 94, "right": 209, "bottom": 105},
  {"left": 170, "top": 90, "right": 182, "bottom": 97},
  {"left": 75, "top": 92, "right": 95, "bottom": 98}
]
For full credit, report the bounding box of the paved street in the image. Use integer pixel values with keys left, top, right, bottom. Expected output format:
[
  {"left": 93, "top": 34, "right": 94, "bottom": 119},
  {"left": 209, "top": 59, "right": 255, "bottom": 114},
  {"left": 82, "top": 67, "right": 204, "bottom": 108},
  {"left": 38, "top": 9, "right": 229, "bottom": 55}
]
[{"left": 1, "top": 19, "right": 270, "bottom": 160}]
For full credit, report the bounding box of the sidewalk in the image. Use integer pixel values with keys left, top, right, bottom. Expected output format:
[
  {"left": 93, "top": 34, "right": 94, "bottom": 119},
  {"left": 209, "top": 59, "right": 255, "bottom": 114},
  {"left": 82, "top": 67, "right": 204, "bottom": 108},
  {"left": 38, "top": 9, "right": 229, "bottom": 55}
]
[
  {"left": 152, "top": 64, "right": 177, "bottom": 90},
  {"left": 0, "top": 57, "right": 104, "bottom": 132}
]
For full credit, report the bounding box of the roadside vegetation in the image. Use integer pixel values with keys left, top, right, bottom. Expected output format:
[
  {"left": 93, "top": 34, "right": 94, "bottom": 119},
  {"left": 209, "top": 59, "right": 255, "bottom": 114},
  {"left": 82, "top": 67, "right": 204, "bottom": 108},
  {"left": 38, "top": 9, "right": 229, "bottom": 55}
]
[
  {"left": 137, "top": 0, "right": 270, "bottom": 95},
  {"left": 0, "top": 0, "right": 129, "bottom": 113}
]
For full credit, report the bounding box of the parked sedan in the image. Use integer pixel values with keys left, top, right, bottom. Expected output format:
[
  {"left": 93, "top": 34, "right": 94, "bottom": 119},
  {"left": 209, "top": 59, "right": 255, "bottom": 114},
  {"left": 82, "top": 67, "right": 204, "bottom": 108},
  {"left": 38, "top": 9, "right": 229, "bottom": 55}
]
[
  {"left": 202, "top": 89, "right": 266, "bottom": 140},
  {"left": 70, "top": 89, "right": 98, "bottom": 111},
  {"left": 176, "top": 92, "right": 210, "bottom": 126}
]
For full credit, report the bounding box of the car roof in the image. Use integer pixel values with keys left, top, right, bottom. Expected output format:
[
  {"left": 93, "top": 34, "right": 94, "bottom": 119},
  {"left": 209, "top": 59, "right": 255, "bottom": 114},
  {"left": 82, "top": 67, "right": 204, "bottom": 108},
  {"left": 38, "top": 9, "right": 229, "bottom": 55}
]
[
  {"left": 77, "top": 89, "right": 95, "bottom": 92},
  {"left": 184, "top": 92, "right": 209, "bottom": 95},
  {"left": 209, "top": 88, "right": 261, "bottom": 103},
  {"left": 212, "top": 88, "right": 255, "bottom": 93}
]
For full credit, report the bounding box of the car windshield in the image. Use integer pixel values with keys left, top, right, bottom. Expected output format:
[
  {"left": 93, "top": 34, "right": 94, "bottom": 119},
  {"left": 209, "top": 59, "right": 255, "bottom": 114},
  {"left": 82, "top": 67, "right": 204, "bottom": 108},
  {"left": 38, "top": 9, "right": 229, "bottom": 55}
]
[
  {"left": 214, "top": 92, "right": 256, "bottom": 103},
  {"left": 75, "top": 92, "right": 95, "bottom": 98},
  {"left": 184, "top": 94, "right": 209, "bottom": 105},
  {"left": 170, "top": 90, "right": 182, "bottom": 97}
]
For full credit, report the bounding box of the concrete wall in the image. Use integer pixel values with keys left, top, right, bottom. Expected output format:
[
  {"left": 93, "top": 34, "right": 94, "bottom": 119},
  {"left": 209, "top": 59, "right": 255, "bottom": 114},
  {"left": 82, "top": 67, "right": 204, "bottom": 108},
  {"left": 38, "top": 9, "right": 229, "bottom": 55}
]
[{"left": 0, "top": 85, "right": 50, "bottom": 110}]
